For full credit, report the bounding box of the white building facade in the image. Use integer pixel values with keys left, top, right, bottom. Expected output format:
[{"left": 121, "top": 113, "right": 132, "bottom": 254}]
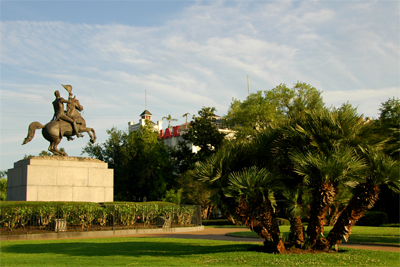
[{"left": 128, "top": 111, "right": 235, "bottom": 153}]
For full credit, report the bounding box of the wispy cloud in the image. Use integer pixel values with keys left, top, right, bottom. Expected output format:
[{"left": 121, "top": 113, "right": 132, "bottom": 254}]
[{"left": 1, "top": 0, "right": 398, "bottom": 170}]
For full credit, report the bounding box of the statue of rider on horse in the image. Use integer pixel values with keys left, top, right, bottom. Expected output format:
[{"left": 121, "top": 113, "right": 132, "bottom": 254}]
[{"left": 23, "top": 85, "right": 97, "bottom": 156}]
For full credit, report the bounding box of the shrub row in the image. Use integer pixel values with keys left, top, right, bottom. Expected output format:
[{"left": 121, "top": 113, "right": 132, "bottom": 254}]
[
  {"left": 202, "top": 219, "right": 234, "bottom": 226},
  {"left": 0, "top": 202, "right": 196, "bottom": 233},
  {"left": 355, "top": 211, "right": 388, "bottom": 226}
]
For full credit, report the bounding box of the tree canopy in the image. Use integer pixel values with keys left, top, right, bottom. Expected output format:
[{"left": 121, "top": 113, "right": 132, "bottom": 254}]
[
  {"left": 193, "top": 88, "right": 399, "bottom": 253},
  {"left": 82, "top": 123, "right": 176, "bottom": 201},
  {"left": 225, "top": 82, "right": 325, "bottom": 138}
]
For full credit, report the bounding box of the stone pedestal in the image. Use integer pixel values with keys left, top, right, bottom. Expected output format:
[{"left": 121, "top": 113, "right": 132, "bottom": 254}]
[{"left": 7, "top": 157, "right": 113, "bottom": 202}]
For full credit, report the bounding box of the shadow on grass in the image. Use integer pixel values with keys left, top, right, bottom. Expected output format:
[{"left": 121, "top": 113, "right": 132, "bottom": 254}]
[
  {"left": 348, "top": 235, "right": 400, "bottom": 245},
  {"left": 2, "top": 237, "right": 260, "bottom": 258}
]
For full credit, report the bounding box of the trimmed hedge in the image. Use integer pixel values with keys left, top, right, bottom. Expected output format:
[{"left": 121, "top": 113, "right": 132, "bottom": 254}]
[
  {"left": 202, "top": 219, "right": 234, "bottom": 226},
  {"left": 0, "top": 201, "right": 197, "bottom": 233},
  {"left": 356, "top": 211, "right": 388, "bottom": 226},
  {"left": 202, "top": 218, "right": 290, "bottom": 226},
  {"left": 277, "top": 217, "right": 290, "bottom": 225}
]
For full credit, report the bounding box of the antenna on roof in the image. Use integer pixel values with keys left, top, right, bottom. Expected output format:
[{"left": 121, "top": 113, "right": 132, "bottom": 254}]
[
  {"left": 145, "top": 89, "right": 147, "bottom": 110},
  {"left": 247, "top": 75, "right": 249, "bottom": 96}
]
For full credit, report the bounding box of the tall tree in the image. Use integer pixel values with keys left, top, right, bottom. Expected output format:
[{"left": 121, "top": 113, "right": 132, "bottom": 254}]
[
  {"left": 82, "top": 124, "right": 176, "bottom": 201},
  {"left": 183, "top": 107, "right": 225, "bottom": 160},
  {"left": 225, "top": 82, "right": 324, "bottom": 138},
  {"left": 327, "top": 147, "right": 399, "bottom": 249},
  {"left": 378, "top": 97, "right": 400, "bottom": 126},
  {"left": 182, "top": 112, "right": 190, "bottom": 126},
  {"left": 0, "top": 170, "right": 7, "bottom": 201},
  {"left": 162, "top": 114, "right": 177, "bottom": 129},
  {"left": 226, "top": 167, "right": 286, "bottom": 253}
]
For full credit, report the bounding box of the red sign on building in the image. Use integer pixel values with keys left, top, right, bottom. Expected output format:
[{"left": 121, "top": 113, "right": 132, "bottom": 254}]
[{"left": 160, "top": 126, "right": 180, "bottom": 139}]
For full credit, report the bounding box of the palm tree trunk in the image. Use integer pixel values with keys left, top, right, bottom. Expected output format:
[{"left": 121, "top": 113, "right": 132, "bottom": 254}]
[
  {"left": 237, "top": 197, "right": 271, "bottom": 240},
  {"left": 327, "top": 181, "right": 380, "bottom": 250},
  {"left": 290, "top": 215, "right": 305, "bottom": 247},
  {"left": 306, "top": 182, "right": 337, "bottom": 249},
  {"left": 253, "top": 199, "right": 286, "bottom": 253}
]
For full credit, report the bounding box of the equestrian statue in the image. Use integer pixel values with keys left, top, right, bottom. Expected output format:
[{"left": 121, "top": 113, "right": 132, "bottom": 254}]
[{"left": 22, "top": 84, "right": 96, "bottom": 156}]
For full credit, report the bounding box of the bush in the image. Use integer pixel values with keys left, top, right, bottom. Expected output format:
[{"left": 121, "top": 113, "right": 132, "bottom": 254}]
[
  {"left": 356, "top": 211, "right": 388, "bottom": 226},
  {"left": 0, "top": 201, "right": 198, "bottom": 233},
  {"left": 277, "top": 218, "right": 290, "bottom": 225},
  {"left": 202, "top": 219, "right": 234, "bottom": 226}
]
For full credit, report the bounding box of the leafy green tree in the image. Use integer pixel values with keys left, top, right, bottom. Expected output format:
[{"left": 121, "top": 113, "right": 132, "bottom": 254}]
[
  {"left": 176, "top": 170, "right": 216, "bottom": 219},
  {"left": 82, "top": 124, "right": 176, "bottom": 201},
  {"left": 170, "top": 107, "right": 226, "bottom": 174},
  {"left": 225, "top": 82, "right": 324, "bottom": 138},
  {"left": 183, "top": 107, "right": 225, "bottom": 160},
  {"left": 0, "top": 178, "right": 6, "bottom": 201},
  {"left": 0, "top": 170, "right": 7, "bottom": 201},
  {"left": 378, "top": 97, "right": 400, "bottom": 126},
  {"left": 376, "top": 97, "right": 400, "bottom": 159},
  {"left": 168, "top": 108, "right": 226, "bottom": 219},
  {"left": 162, "top": 188, "right": 183, "bottom": 205}
]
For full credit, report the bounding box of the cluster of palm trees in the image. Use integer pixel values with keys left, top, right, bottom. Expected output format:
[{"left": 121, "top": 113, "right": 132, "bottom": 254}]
[
  {"left": 162, "top": 113, "right": 190, "bottom": 129},
  {"left": 192, "top": 107, "right": 399, "bottom": 253}
]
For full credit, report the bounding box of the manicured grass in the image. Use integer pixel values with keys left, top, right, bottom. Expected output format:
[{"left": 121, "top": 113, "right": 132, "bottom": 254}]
[
  {"left": 228, "top": 226, "right": 400, "bottom": 245},
  {"left": 1, "top": 237, "right": 399, "bottom": 266}
]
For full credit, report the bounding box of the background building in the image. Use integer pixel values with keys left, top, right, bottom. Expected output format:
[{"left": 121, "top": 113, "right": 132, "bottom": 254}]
[
  {"left": 129, "top": 111, "right": 235, "bottom": 153},
  {"left": 128, "top": 110, "right": 162, "bottom": 132}
]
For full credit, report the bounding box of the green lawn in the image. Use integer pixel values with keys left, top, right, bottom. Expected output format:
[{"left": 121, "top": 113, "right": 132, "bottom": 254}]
[
  {"left": 228, "top": 226, "right": 400, "bottom": 245},
  {"left": 1, "top": 237, "right": 399, "bottom": 266}
]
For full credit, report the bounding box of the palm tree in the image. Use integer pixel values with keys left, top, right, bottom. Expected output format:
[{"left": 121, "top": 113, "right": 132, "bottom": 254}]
[
  {"left": 326, "top": 147, "right": 400, "bottom": 249},
  {"left": 182, "top": 113, "right": 190, "bottom": 127},
  {"left": 225, "top": 166, "right": 286, "bottom": 253},
  {"left": 326, "top": 185, "right": 353, "bottom": 226},
  {"left": 162, "top": 114, "right": 177, "bottom": 129},
  {"left": 288, "top": 108, "right": 369, "bottom": 249},
  {"left": 281, "top": 187, "right": 310, "bottom": 247},
  {"left": 193, "top": 141, "right": 276, "bottom": 243},
  {"left": 290, "top": 144, "right": 366, "bottom": 249}
]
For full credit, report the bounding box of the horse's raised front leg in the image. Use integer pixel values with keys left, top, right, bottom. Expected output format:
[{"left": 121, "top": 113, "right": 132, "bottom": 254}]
[{"left": 79, "top": 127, "right": 97, "bottom": 144}]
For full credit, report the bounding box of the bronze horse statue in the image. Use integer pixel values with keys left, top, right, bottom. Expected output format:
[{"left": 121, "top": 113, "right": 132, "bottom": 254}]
[{"left": 22, "top": 96, "right": 96, "bottom": 156}]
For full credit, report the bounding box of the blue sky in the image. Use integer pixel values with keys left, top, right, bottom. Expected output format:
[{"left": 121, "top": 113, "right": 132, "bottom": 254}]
[{"left": 1, "top": 0, "right": 399, "bottom": 171}]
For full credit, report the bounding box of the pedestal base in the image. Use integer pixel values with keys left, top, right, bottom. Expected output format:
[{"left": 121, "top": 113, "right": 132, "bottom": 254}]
[{"left": 7, "top": 157, "right": 113, "bottom": 202}]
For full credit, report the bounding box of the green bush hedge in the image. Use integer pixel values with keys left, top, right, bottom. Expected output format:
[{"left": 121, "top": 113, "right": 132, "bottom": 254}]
[
  {"left": 202, "top": 219, "right": 234, "bottom": 226},
  {"left": 0, "top": 201, "right": 197, "bottom": 233},
  {"left": 356, "top": 211, "right": 388, "bottom": 226},
  {"left": 202, "top": 218, "right": 290, "bottom": 226},
  {"left": 277, "top": 217, "right": 290, "bottom": 225}
]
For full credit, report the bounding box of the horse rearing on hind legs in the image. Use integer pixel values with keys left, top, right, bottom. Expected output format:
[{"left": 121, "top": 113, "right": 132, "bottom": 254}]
[{"left": 22, "top": 85, "right": 96, "bottom": 157}]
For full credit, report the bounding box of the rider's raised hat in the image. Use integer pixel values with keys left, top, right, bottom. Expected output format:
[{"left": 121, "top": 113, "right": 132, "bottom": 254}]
[{"left": 61, "top": 84, "right": 72, "bottom": 94}]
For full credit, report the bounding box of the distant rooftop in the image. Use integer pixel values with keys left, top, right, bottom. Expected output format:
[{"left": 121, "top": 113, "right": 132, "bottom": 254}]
[{"left": 140, "top": 110, "right": 152, "bottom": 116}]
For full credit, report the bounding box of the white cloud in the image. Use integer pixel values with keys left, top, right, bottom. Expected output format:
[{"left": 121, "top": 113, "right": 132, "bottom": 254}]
[{"left": 1, "top": 1, "right": 399, "bottom": 170}]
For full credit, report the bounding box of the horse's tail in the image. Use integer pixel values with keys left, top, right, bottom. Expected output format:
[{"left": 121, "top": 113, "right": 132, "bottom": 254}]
[{"left": 22, "top": 121, "right": 45, "bottom": 145}]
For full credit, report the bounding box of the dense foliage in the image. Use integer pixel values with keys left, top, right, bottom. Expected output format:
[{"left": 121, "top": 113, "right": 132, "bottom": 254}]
[
  {"left": 82, "top": 123, "right": 176, "bottom": 201},
  {"left": 169, "top": 107, "right": 225, "bottom": 218},
  {"left": 0, "top": 202, "right": 197, "bottom": 233},
  {"left": 193, "top": 86, "right": 399, "bottom": 253},
  {"left": 225, "top": 82, "right": 325, "bottom": 138}
]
